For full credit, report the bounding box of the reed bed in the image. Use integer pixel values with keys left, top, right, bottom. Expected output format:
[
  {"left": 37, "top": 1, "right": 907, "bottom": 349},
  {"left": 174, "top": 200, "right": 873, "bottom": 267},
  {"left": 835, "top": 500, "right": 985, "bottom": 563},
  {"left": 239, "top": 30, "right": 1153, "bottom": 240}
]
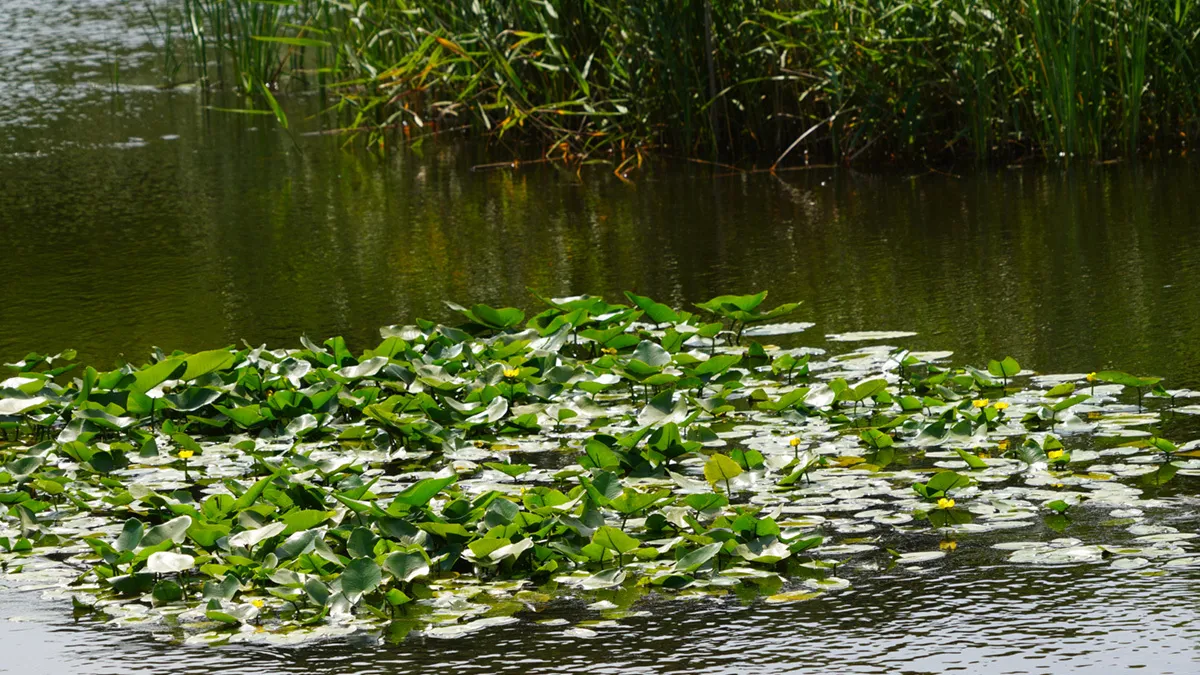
[{"left": 155, "top": 0, "right": 1200, "bottom": 164}]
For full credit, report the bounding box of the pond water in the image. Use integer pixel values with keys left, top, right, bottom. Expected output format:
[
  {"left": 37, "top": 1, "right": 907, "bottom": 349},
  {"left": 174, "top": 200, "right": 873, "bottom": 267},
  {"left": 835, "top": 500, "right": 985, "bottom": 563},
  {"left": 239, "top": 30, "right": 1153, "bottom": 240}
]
[{"left": 4, "top": 1, "right": 1200, "bottom": 673}]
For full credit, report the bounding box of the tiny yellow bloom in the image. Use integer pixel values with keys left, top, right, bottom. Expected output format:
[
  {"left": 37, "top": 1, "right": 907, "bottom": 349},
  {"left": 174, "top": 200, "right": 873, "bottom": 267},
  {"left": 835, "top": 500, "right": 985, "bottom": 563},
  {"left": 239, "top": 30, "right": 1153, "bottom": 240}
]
[
  {"left": 993, "top": 401, "right": 1010, "bottom": 411},
  {"left": 503, "top": 368, "right": 520, "bottom": 378},
  {"left": 601, "top": 347, "right": 617, "bottom": 356},
  {"left": 972, "top": 398, "right": 989, "bottom": 408},
  {"left": 178, "top": 450, "right": 194, "bottom": 460},
  {"left": 939, "top": 539, "right": 958, "bottom": 551},
  {"left": 997, "top": 439, "right": 1010, "bottom": 451},
  {"left": 936, "top": 497, "right": 955, "bottom": 509},
  {"left": 1047, "top": 450, "right": 1064, "bottom": 461},
  {"left": 1052, "top": 483, "right": 1065, "bottom": 489},
  {"left": 251, "top": 599, "right": 264, "bottom": 608},
  {"left": 789, "top": 437, "right": 801, "bottom": 447},
  {"left": 1086, "top": 372, "right": 1096, "bottom": 382}
]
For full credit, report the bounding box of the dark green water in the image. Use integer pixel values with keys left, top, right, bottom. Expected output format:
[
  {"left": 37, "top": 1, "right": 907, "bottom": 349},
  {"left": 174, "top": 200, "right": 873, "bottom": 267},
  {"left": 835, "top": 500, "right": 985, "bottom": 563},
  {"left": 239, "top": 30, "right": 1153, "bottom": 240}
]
[
  {"left": 4, "top": 2, "right": 1200, "bottom": 673},
  {"left": 6, "top": 132, "right": 1200, "bottom": 387}
]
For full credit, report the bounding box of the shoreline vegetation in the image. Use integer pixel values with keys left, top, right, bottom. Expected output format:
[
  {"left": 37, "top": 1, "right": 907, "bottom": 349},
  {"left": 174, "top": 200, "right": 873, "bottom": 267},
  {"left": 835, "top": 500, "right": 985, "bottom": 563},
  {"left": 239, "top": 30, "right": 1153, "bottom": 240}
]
[{"left": 147, "top": 0, "right": 1200, "bottom": 168}]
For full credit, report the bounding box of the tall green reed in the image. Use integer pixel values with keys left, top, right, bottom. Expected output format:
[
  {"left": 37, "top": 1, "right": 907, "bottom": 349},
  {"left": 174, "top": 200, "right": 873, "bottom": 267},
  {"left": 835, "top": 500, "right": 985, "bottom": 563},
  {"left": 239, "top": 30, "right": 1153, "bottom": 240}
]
[{"left": 151, "top": 0, "right": 1200, "bottom": 163}]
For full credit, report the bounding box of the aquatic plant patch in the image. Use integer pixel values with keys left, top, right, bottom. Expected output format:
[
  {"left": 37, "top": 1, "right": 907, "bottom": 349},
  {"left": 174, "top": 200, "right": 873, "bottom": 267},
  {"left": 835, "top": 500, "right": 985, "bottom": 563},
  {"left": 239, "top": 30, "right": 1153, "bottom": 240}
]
[{"left": 0, "top": 291, "right": 1195, "bottom": 645}]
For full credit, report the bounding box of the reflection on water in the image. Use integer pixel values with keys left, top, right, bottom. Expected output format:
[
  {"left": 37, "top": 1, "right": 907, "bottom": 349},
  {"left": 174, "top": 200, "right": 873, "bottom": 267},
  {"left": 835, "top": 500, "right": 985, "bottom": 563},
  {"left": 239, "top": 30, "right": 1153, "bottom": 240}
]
[
  {"left": 4, "top": 0, "right": 1200, "bottom": 673},
  {"left": 4, "top": 140, "right": 1200, "bottom": 388}
]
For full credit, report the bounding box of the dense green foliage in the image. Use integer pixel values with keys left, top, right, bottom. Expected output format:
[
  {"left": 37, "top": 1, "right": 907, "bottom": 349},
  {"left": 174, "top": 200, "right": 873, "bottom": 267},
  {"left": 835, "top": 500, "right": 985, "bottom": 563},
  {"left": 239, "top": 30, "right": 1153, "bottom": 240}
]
[
  {"left": 1, "top": 290, "right": 1194, "bottom": 642},
  {"left": 155, "top": 0, "right": 1200, "bottom": 162}
]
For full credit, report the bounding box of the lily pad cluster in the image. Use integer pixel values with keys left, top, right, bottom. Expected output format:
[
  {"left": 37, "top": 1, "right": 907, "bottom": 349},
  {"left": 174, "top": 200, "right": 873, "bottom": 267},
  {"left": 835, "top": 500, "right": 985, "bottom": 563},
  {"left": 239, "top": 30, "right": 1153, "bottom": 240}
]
[{"left": 1, "top": 291, "right": 1197, "bottom": 644}]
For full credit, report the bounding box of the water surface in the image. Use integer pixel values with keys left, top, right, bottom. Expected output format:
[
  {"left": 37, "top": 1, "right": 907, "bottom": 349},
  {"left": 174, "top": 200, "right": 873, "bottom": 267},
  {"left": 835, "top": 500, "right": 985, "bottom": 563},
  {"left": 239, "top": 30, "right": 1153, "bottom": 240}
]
[{"left": 3, "top": 1, "right": 1200, "bottom": 673}]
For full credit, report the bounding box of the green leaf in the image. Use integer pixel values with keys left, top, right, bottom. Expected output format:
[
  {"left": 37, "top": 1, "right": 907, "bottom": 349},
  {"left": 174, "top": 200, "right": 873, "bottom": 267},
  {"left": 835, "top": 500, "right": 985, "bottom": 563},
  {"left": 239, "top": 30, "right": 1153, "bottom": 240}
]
[
  {"left": 1143, "top": 462, "right": 1180, "bottom": 487},
  {"left": 232, "top": 475, "right": 273, "bottom": 511},
  {"left": 205, "top": 609, "right": 241, "bottom": 624},
  {"left": 693, "top": 354, "right": 741, "bottom": 376},
  {"left": 259, "top": 81, "right": 288, "bottom": 129},
  {"left": 703, "top": 454, "right": 743, "bottom": 492},
  {"left": 130, "top": 359, "right": 187, "bottom": 396},
  {"left": 928, "top": 509, "right": 974, "bottom": 527},
  {"left": 108, "top": 574, "right": 155, "bottom": 596},
  {"left": 152, "top": 580, "right": 184, "bottom": 604},
  {"left": 697, "top": 292, "right": 767, "bottom": 314},
  {"left": 1051, "top": 394, "right": 1091, "bottom": 412},
  {"left": 926, "top": 470, "right": 968, "bottom": 493},
  {"left": 115, "top": 518, "right": 144, "bottom": 552},
  {"left": 447, "top": 302, "right": 525, "bottom": 329},
  {"left": 274, "top": 529, "right": 323, "bottom": 560},
  {"left": 673, "top": 542, "right": 722, "bottom": 572},
  {"left": 280, "top": 509, "right": 333, "bottom": 534},
  {"left": 182, "top": 348, "right": 236, "bottom": 381},
  {"left": 304, "top": 578, "right": 330, "bottom": 606},
  {"left": 987, "top": 357, "right": 1021, "bottom": 379},
  {"left": 860, "top": 428, "right": 894, "bottom": 449},
  {"left": 0, "top": 396, "right": 49, "bottom": 415},
  {"left": 682, "top": 493, "right": 727, "bottom": 511},
  {"left": 347, "top": 528, "right": 380, "bottom": 559},
  {"left": 623, "top": 292, "right": 679, "bottom": 325},
  {"left": 392, "top": 475, "right": 457, "bottom": 508},
  {"left": 252, "top": 35, "right": 331, "bottom": 48},
  {"left": 383, "top": 551, "right": 430, "bottom": 583},
  {"left": 1046, "top": 500, "right": 1070, "bottom": 513},
  {"left": 954, "top": 449, "right": 988, "bottom": 470},
  {"left": 340, "top": 558, "right": 382, "bottom": 598},
  {"left": 609, "top": 488, "right": 670, "bottom": 516},
  {"left": 579, "top": 471, "right": 623, "bottom": 506},
  {"left": 468, "top": 537, "right": 510, "bottom": 560},
  {"left": 187, "top": 520, "right": 231, "bottom": 548},
  {"left": 385, "top": 588, "right": 412, "bottom": 606},
  {"left": 215, "top": 404, "right": 269, "bottom": 428},
  {"left": 1147, "top": 437, "right": 1177, "bottom": 454},
  {"left": 591, "top": 526, "right": 640, "bottom": 556},
  {"left": 141, "top": 516, "right": 192, "bottom": 547},
  {"left": 839, "top": 378, "right": 888, "bottom": 403},
  {"left": 580, "top": 440, "right": 622, "bottom": 471},
  {"left": 1045, "top": 382, "right": 1076, "bottom": 397},
  {"left": 484, "top": 463, "right": 532, "bottom": 480},
  {"left": 1095, "top": 371, "right": 1161, "bottom": 388}
]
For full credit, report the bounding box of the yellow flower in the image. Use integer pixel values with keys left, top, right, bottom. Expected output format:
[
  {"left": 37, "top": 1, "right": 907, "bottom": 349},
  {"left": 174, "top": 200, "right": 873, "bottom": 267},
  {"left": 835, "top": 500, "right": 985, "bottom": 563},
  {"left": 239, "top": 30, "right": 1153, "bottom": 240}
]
[
  {"left": 936, "top": 497, "right": 955, "bottom": 509},
  {"left": 251, "top": 599, "right": 264, "bottom": 608},
  {"left": 993, "top": 401, "right": 1010, "bottom": 411},
  {"left": 1052, "top": 483, "right": 1065, "bottom": 488},
  {"left": 1086, "top": 372, "right": 1096, "bottom": 382},
  {"left": 997, "top": 439, "right": 1010, "bottom": 451},
  {"left": 939, "top": 540, "right": 957, "bottom": 551},
  {"left": 601, "top": 347, "right": 617, "bottom": 356},
  {"left": 972, "top": 398, "right": 989, "bottom": 408},
  {"left": 503, "top": 368, "right": 520, "bottom": 378},
  {"left": 178, "top": 450, "right": 194, "bottom": 460},
  {"left": 1047, "top": 450, "right": 1064, "bottom": 461},
  {"left": 789, "top": 437, "right": 801, "bottom": 447}
]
